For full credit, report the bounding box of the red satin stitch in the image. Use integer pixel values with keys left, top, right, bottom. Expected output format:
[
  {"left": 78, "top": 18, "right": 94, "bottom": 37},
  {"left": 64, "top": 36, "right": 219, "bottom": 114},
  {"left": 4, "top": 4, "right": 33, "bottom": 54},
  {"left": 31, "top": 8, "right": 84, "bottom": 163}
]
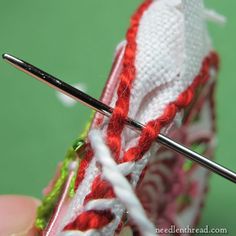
[
  {"left": 64, "top": 210, "right": 114, "bottom": 231},
  {"left": 74, "top": 147, "right": 94, "bottom": 190},
  {"left": 84, "top": 176, "right": 115, "bottom": 204}
]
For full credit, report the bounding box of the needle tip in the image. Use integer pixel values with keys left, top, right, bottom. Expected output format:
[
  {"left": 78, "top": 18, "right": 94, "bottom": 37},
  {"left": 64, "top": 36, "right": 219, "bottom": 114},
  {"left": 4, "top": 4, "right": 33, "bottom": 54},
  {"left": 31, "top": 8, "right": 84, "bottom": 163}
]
[
  {"left": 2, "top": 53, "right": 23, "bottom": 66},
  {"left": 2, "top": 53, "right": 13, "bottom": 61},
  {"left": 2, "top": 53, "right": 8, "bottom": 60}
]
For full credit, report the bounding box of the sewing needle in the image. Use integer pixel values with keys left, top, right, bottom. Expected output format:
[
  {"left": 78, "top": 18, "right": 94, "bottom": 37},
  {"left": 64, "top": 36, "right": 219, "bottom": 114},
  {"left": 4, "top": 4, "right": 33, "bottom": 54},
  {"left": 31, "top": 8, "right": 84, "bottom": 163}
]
[{"left": 3, "top": 53, "right": 236, "bottom": 184}]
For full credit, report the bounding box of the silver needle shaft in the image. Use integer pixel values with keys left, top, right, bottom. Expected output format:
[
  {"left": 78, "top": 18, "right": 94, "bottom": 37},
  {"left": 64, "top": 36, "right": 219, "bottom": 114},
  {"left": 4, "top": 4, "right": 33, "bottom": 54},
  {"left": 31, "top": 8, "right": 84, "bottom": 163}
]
[{"left": 3, "top": 53, "right": 236, "bottom": 184}]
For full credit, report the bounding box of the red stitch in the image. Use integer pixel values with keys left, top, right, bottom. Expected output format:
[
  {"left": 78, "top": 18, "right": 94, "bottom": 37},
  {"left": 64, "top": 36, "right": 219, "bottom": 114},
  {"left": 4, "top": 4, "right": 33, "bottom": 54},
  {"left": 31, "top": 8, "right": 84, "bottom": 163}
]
[
  {"left": 64, "top": 210, "right": 114, "bottom": 231},
  {"left": 106, "top": 135, "right": 122, "bottom": 158},
  {"left": 138, "top": 121, "right": 160, "bottom": 151},
  {"left": 74, "top": 147, "right": 93, "bottom": 190},
  {"left": 159, "top": 104, "right": 178, "bottom": 124},
  {"left": 176, "top": 89, "right": 193, "bottom": 107},
  {"left": 106, "top": 0, "right": 153, "bottom": 160},
  {"left": 84, "top": 176, "right": 115, "bottom": 204},
  {"left": 123, "top": 147, "right": 140, "bottom": 162}
]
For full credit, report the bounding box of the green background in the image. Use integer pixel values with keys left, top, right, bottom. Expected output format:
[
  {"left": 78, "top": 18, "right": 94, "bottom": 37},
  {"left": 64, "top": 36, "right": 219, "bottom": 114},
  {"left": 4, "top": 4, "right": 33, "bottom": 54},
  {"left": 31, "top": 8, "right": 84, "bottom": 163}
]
[{"left": 0, "top": 0, "right": 235, "bottom": 234}]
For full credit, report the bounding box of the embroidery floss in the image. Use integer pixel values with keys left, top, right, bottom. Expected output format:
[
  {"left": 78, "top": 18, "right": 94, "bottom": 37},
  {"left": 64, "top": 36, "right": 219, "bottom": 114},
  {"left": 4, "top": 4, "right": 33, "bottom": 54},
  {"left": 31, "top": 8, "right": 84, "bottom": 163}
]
[
  {"left": 3, "top": 0, "right": 231, "bottom": 235},
  {"left": 60, "top": 0, "right": 220, "bottom": 234},
  {"left": 58, "top": 1, "right": 218, "bottom": 235},
  {"left": 89, "top": 129, "right": 156, "bottom": 236}
]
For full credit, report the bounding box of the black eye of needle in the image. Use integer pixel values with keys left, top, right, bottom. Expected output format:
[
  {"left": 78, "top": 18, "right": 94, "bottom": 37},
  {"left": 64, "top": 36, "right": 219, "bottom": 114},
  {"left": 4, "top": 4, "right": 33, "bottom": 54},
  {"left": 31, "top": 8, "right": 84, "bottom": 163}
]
[{"left": 2, "top": 53, "right": 236, "bottom": 184}]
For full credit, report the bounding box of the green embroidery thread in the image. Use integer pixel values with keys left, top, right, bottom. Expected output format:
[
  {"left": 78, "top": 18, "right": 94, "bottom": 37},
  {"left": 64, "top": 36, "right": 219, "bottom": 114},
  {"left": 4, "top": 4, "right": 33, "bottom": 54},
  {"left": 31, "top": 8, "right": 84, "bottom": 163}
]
[
  {"left": 35, "top": 140, "right": 84, "bottom": 230},
  {"left": 35, "top": 114, "right": 94, "bottom": 230}
]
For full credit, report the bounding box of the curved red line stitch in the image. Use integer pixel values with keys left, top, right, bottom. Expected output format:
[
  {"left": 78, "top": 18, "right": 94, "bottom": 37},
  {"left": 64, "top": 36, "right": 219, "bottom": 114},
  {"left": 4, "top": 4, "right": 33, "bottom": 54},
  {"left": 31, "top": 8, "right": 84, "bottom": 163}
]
[
  {"left": 74, "top": 0, "right": 153, "bottom": 192},
  {"left": 106, "top": 0, "right": 154, "bottom": 161},
  {"left": 122, "top": 52, "right": 219, "bottom": 163},
  {"left": 67, "top": 0, "right": 153, "bottom": 231}
]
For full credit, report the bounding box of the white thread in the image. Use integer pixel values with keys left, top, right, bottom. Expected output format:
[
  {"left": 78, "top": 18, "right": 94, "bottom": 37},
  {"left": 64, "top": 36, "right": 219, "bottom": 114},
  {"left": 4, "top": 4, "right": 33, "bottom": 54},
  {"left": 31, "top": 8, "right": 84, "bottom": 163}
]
[
  {"left": 117, "top": 162, "right": 136, "bottom": 175},
  {"left": 59, "top": 230, "right": 100, "bottom": 236},
  {"left": 69, "top": 161, "right": 79, "bottom": 171},
  {"left": 89, "top": 130, "right": 157, "bottom": 236},
  {"left": 61, "top": 158, "right": 99, "bottom": 231},
  {"left": 56, "top": 83, "right": 87, "bottom": 107},
  {"left": 204, "top": 9, "right": 226, "bottom": 25},
  {"left": 85, "top": 199, "right": 119, "bottom": 211}
]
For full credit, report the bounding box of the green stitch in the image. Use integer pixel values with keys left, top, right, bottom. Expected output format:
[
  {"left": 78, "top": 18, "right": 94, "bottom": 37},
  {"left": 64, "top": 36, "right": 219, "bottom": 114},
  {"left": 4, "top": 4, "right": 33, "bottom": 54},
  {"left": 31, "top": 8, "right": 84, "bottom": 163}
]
[
  {"left": 35, "top": 141, "right": 84, "bottom": 230},
  {"left": 35, "top": 114, "right": 93, "bottom": 230}
]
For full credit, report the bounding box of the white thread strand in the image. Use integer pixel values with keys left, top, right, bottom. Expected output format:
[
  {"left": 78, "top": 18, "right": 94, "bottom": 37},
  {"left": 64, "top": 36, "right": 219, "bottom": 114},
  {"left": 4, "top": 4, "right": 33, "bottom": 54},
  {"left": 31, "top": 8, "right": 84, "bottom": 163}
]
[
  {"left": 204, "top": 9, "right": 226, "bottom": 25},
  {"left": 59, "top": 230, "right": 99, "bottom": 236},
  {"left": 85, "top": 199, "right": 119, "bottom": 211},
  {"left": 89, "top": 130, "right": 157, "bottom": 236}
]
